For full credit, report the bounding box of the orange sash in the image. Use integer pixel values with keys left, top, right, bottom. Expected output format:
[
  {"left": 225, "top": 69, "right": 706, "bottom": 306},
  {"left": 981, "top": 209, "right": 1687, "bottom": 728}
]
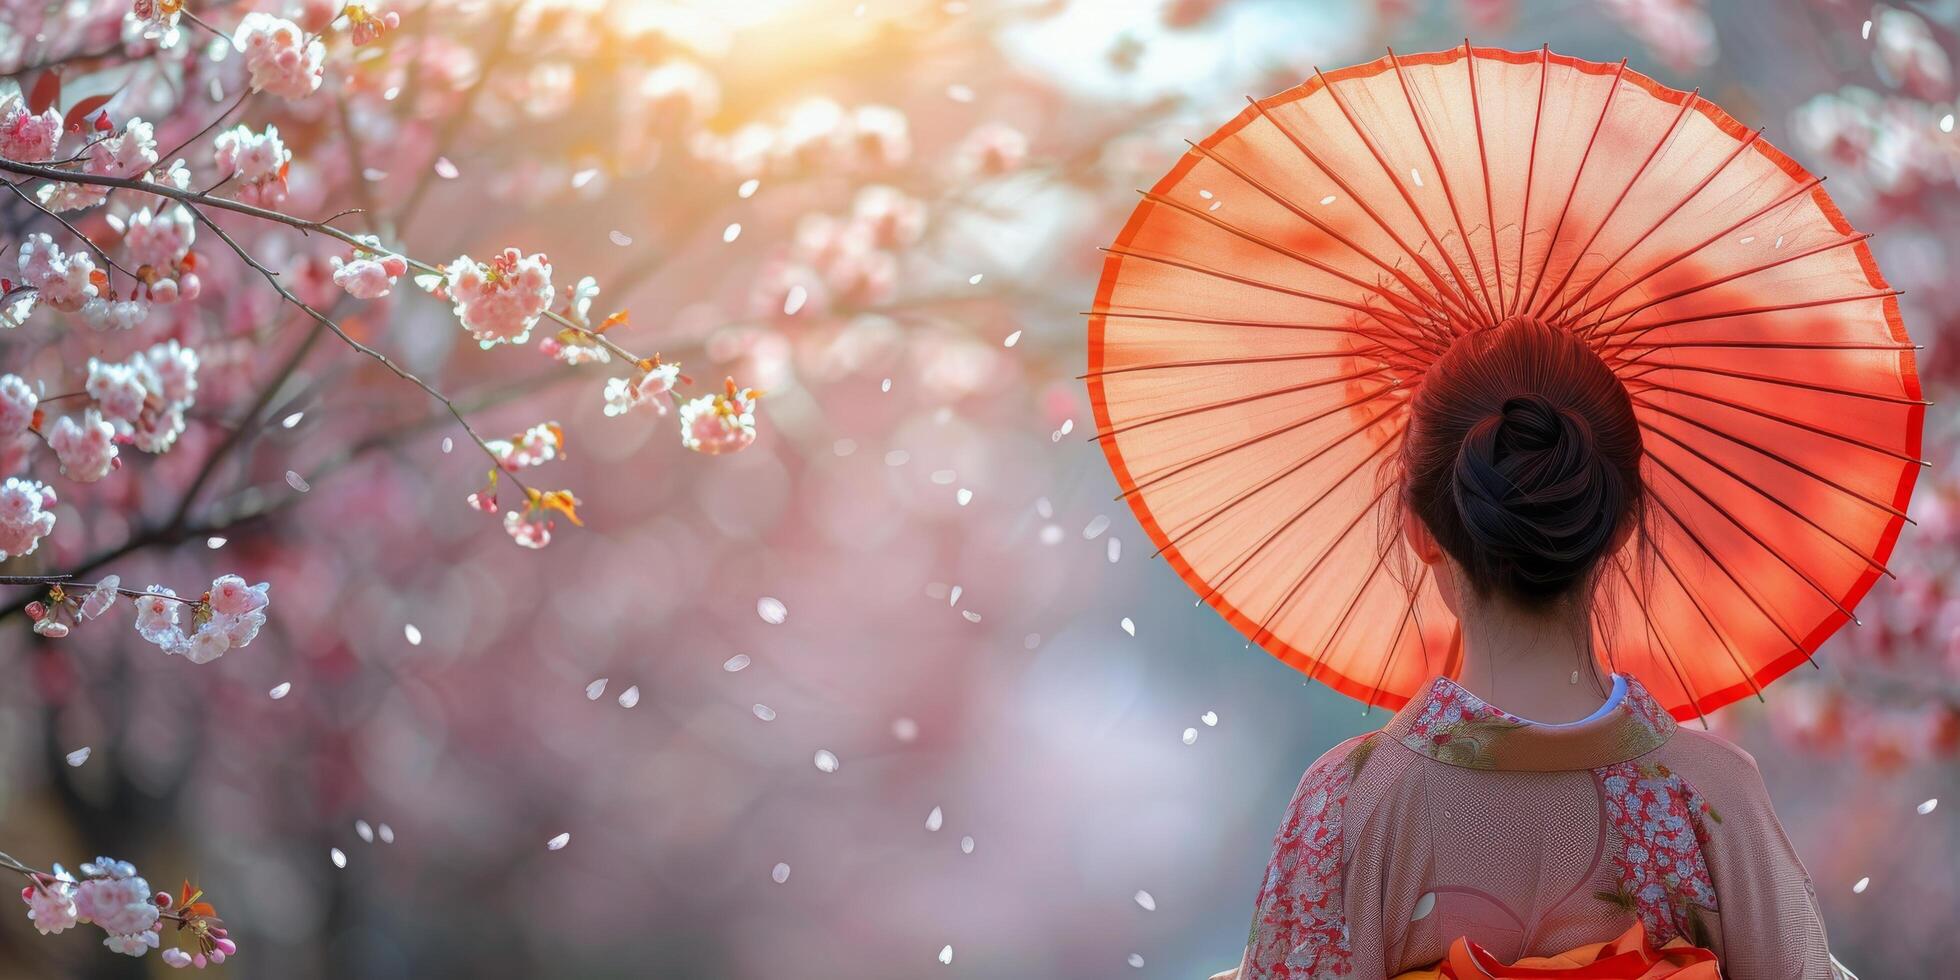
[{"left": 1392, "top": 922, "right": 1720, "bottom": 979}]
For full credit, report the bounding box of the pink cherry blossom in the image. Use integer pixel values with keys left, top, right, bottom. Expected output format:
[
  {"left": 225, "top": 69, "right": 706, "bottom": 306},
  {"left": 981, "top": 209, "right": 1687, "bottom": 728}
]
[
  {"left": 38, "top": 119, "right": 158, "bottom": 211},
  {"left": 80, "top": 296, "right": 150, "bottom": 331},
  {"left": 47, "top": 408, "right": 120, "bottom": 482},
  {"left": 72, "top": 870, "right": 158, "bottom": 937},
  {"left": 679, "top": 381, "right": 760, "bottom": 455},
  {"left": 445, "top": 248, "right": 553, "bottom": 348},
  {"left": 19, "top": 875, "right": 77, "bottom": 935},
  {"left": 504, "top": 509, "right": 552, "bottom": 548},
  {"left": 122, "top": 205, "right": 195, "bottom": 272},
  {"left": 212, "top": 124, "right": 292, "bottom": 206},
  {"left": 17, "top": 234, "right": 99, "bottom": 312},
  {"left": 87, "top": 357, "right": 147, "bottom": 421},
  {"left": 0, "top": 373, "right": 37, "bottom": 435},
  {"left": 330, "top": 237, "right": 408, "bottom": 299},
  {"left": 0, "top": 90, "right": 61, "bottom": 163},
  {"left": 209, "top": 574, "right": 269, "bottom": 616},
  {"left": 347, "top": 4, "right": 402, "bottom": 47},
  {"left": 852, "top": 185, "right": 928, "bottom": 249},
  {"left": 486, "top": 422, "right": 562, "bottom": 470},
  {"left": 602, "top": 361, "right": 680, "bottom": 418},
  {"left": 232, "top": 13, "right": 324, "bottom": 101},
  {"left": 0, "top": 477, "right": 57, "bottom": 560}
]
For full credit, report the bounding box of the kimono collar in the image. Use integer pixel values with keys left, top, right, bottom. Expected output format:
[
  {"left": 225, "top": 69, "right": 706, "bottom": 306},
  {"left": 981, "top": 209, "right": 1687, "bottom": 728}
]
[{"left": 1383, "top": 673, "right": 1677, "bottom": 772}]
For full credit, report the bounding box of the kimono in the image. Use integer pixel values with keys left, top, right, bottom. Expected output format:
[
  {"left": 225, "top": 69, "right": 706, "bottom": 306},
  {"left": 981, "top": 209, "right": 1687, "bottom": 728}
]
[{"left": 1239, "top": 674, "right": 1836, "bottom": 980}]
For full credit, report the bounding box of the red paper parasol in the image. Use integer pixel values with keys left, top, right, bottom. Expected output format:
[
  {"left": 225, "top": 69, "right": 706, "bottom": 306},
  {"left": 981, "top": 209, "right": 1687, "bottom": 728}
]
[{"left": 1086, "top": 45, "right": 1924, "bottom": 721}]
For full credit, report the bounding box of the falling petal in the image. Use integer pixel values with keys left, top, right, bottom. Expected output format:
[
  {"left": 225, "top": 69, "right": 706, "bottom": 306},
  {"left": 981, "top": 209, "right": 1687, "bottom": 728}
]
[
  {"left": 65, "top": 747, "right": 90, "bottom": 767},
  {"left": 618, "top": 685, "right": 641, "bottom": 708},
  {"left": 1410, "top": 167, "right": 1423, "bottom": 187},
  {"left": 1059, "top": 419, "right": 1074, "bottom": 435},
  {"left": 1003, "top": 330, "right": 1020, "bottom": 347},
  {"left": 881, "top": 378, "right": 892, "bottom": 392},
  {"left": 1852, "top": 877, "right": 1869, "bottom": 894},
  {"left": 969, "top": 273, "right": 984, "bottom": 284},
  {"left": 1943, "top": 114, "right": 1955, "bottom": 134},
  {"left": 961, "top": 610, "right": 982, "bottom": 622},
  {"left": 926, "top": 806, "right": 944, "bottom": 831},
  {"left": 608, "top": 230, "right": 633, "bottom": 247},
  {"left": 1083, "top": 515, "right": 1112, "bottom": 539},
  {"left": 1319, "top": 194, "right": 1337, "bottom": 205},
  {"left": 738, "top": 178, "right": 760, "bottom": 198},
  {"left": 1128, "top": 954, "right": 1145, "bottom": 968},
  {"left": 771, "top": 862, "right": 791, "bottom": 883},
  {"left": 434, "top": 157, "right": 459, "bottom": 179},
  {"left": 1121, "top": 617, "right": 1135, "bottom": 636},
  {"left": 1919, "top": 798, "right": 1939, "bottom": 815},
  {"left": 723, "top": 654, "right": 752, "bottom": 672},
  {"left": 723, "top": 222, "right": 743, "bottom": 243},
  {"left": 1863, "top": 19, "right": 1873, "bottom": 39},
  {"left": 1023, "top": 633, "right": 1041, "bottom": 650},
  {"left": 355, "top": 820, "right": 374, "bottom": 843},
  {"left": 404, "top": 624, "right": 422, "bottom": 646},
  {"left": 441, "top": 437, "right": 454, "bottom": 453},
  {"left": 938, "top": 946, "right": 953, "bottom": 966},
  {"left": 753, "top": 703, "right": 777, "bottom": 721},
  {"left": 270, "top": 682, "right": 292, "bottom": 699},
  {"left": 947, "top": 84, "right": 975, "bottom": 102},
  {"left": 586, "top": 678, "right": 608, "bottom": 701},
  {"left": 547, "top": 832, "right": 570, "bottom": 851},
  {"left": 957, "top": 488, "right": 973, "bottom": 506},
  {"left": 892, "top": 717, "right": 918, "bottom": 741},
  {"left": 758, "top": 596, "right": 788, "bottom": 624},
  {"left": 1040, "top": 525, "right": 1063, "bottom": 544},
  {"left": 572, "top": 168, "right": 599, "bottom": 188},
  {"left": 886, "top": 450, "right": 911, "bottom": 466},
  {"left": 949, "top": 585, "right": 963, "bottom": 606},
  {"left": 1134, "top": 890, "right": 1156, "bottom": 911},
  {"left": 1412, "top": 892, "right": 1436, "bottom": 921},
  {"left": 1182, "top": 727, "right": 1198, "bottom": 745},
  {"left": 207, "top": 536, "right": 227, "bottom": 549},
  {"left": 1107, "top": 537, "right": 1121, "bottom": 563},
  {"left": 814, "top": 749, "right": 840, "bottom": 773},
  {"left": 286, "top": 470, "right": 310, "bottom": 492},
  {"left": 784, "top": 285, "right": 808, "bottom": 315},
  {"left": 378, "top": 823, "right": 394, "bottom": 844},
  {"left": 960, "top": 836, "right": 974, "bottom": 854},
  {"left": 1201, "top": 710, "right": 1218, "bottom": 727},
  {"left": 281, "top": 411, "right": 303, "bottom": 428},
  {"left": 330, "top": 848, "right": 347, "bottom": 868}
]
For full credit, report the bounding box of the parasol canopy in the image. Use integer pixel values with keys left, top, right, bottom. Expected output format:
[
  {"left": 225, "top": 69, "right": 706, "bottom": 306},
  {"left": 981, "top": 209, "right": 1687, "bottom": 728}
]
[{"left": 1086, "top": 45, "right": 1924, "bottom": 721}]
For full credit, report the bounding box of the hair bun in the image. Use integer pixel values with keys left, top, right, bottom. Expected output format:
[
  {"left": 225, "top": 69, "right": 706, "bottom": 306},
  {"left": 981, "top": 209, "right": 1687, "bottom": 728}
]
[{"left": 1449, "top": 392, "right": 1624, "bottom": 597}]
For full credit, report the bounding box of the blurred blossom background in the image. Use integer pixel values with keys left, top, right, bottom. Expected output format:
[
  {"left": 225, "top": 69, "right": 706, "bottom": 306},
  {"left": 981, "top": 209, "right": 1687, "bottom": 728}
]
[{"left": 1, "top": 0, "right": 1957, "bottom": 976}]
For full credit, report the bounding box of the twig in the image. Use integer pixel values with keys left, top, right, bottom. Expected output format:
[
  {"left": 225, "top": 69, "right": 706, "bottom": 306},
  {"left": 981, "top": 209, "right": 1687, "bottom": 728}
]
[{"left": 0, "top": 179, "right": 138, "bottom": 279}]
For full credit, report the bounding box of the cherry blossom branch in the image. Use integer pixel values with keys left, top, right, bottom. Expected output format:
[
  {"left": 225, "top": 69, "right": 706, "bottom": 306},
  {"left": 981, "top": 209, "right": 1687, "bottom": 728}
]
[
  {"left": 0, "top": 178, "right": 137, "bottom": 279},
  {"left": 178, "top": 200, "right": 537, "bottom": 498}
]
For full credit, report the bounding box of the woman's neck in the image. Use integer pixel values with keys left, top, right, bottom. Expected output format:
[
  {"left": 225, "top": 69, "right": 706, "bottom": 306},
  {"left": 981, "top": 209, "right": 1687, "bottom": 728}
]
[{"left": 1453, "top": 594, "right": 1615, "bottom": 724}]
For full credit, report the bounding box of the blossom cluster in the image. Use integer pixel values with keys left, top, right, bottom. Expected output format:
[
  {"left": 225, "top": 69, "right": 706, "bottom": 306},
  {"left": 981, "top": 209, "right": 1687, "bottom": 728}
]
[
  {"left": 212, "top": 124, "right": 292, "bottom": 207},
  {"left": 37, "top": 117, "right": 158, "bottom": 213},
  {"left": 17, "top": 856, "right": 232, "bottom": 967},
  {"left": 232, "top": 13, "right": 324, "bottom": 101},
  {"left": 443, "top": 248, "right": 555, "bottom": 348}
]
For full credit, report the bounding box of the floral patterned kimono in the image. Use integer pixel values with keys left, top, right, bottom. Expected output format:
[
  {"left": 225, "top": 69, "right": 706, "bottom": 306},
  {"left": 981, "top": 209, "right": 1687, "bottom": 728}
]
[{"left": 1239, "top": 674, "right": 1837, "bottom": 979}]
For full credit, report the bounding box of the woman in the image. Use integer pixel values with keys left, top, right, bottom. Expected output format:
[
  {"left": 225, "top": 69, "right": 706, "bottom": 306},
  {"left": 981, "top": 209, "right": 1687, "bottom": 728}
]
[{"left": 1215, "top": 319, "right": 1838, "bottom": 978}]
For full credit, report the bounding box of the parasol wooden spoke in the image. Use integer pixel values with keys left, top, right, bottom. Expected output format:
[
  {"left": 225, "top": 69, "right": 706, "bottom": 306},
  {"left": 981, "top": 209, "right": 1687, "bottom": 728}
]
[
  {"left": 1313, "top": 66, "right": 1495, "bottom": 329},
  {"left": 1517, "top": 58, "right": 1631, "bottom": 317},
  {"left": 1618, "top": 359, "right": 1928, "bottom": 407},
  {"left": 1091, "top": 364, "right": 1394, "bottom": 442},
  {"left": 1365, "top": 563, "right": 1431, "bottom": 714},
  {"left": 1528, "top": 89, "right": 1701, "bottom": 322},
  {"left": 1080, "top": 347, "right": 1391, "bottom": 381},
  {"left": 1570, "top": 176, "right": 1827, "bottom": 333},
  {"left": 1134, "top": 190, "right": 1458, "bottom": 348},
  {"left": 1200, "top": 433, "right": 1402, "bottom": 603},
  {"left": 1638, "top": 419, "right": 1894, "bottom": 578},
  {"left": 1247, "top": 95, "right": 1489, "bottom": 333},
  {"left": 1463, "top": 42, "right": 1510, "bottom": 318},
  {"left": 1245, "top": 479, "right": 1400, "bottom": 650},
  {"left": 1591, "top": 234, "right": 1875, "bottom": 353},
  {"left": 1643, "top": 446, "right": 1860, "bottom": 624},
  {"left": 1631, "top": 393, "right": 1913, "bottom": 521},
  {"left": 1593, "top": 289, "right": 1904, "bottom": 353},
  {"left": 1542, "top": 126, "right": 1765, "bottom": 327},
  {"left": 1127, "top": 387, "right": 1401, "bottom": 503},
  {"left": 1179, "top": 138, "right": 1463, "bottom": 335},
  {"left": 1625, "top": 380, "right": 1927, "bottom": 465},
  {"left": 1388, "top": 47, "right": 1502, "bottom": 325}
]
